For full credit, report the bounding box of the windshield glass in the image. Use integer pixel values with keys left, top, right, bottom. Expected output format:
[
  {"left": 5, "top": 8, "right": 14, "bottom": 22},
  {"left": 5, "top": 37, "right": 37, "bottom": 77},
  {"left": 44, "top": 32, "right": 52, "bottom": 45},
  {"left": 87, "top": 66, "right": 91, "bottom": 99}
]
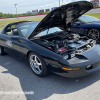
[
  {"left": 17, "top": 21, "right": 39, "bottom": 37},
  {"left": 78, "top": 15, "right": 99, "bottom": 23},
  {"left": 17, "top": 22, "right": 62, "bottom": 38},
  {"left": 35, "top": 27, "right": 62, "bottom": 37}
]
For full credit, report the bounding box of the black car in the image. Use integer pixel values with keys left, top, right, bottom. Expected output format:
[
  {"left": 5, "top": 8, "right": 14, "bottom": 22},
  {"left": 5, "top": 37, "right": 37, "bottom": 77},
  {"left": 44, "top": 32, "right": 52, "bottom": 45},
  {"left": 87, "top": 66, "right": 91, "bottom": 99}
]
[
  {"left": 71, "top": 15, "right": 100, "bottom": 40},
  {"left": 0, "top": 1, "right": 100, "bottom": 78}
]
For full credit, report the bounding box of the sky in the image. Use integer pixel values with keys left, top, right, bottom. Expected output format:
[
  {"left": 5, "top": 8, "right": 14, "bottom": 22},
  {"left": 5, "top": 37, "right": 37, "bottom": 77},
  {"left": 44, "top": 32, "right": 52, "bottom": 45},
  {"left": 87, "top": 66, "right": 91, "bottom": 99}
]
[{"left": 0, "top": 0, "right": 91, "bottom": 14}]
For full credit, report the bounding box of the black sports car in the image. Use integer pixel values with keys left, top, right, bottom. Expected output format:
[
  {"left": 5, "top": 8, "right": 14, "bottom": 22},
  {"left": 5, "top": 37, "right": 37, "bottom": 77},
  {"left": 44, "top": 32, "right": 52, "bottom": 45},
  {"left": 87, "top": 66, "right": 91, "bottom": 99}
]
[
  {"left": 71, "top": 15, "right": 100, "bottom": 40},
  {"left": 0, "top": 1, "right": 100, "bottom": 78}
]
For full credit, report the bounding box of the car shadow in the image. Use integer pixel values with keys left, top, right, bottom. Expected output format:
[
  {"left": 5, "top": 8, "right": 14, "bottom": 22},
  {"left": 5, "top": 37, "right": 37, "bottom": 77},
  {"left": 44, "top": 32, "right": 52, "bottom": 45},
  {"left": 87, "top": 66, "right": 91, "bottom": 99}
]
[{"left": 0, "top": 55, "right": 100, "bottom": 100}]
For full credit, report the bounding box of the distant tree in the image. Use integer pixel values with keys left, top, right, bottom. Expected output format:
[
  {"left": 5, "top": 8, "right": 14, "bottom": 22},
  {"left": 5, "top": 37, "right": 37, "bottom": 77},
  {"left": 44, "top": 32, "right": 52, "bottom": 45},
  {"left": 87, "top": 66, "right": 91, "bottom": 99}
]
[
  {"left": 0, "top": 12, "right": 4, "bottom": 18},
  {"left": 0, "top": 11, "right": 49, "bottom": 19},
  {"left": 4, "top": 13, "right": 7, "bottom": 18}
]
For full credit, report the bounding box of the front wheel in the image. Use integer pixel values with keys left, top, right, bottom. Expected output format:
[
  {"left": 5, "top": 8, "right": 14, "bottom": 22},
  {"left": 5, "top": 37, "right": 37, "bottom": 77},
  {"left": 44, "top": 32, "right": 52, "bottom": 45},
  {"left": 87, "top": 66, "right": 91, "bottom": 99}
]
[
  {"left": 28, "top": 52, "right": 47, "bottom": 77},
  {"left": 88, "top": 29, "right": 100, "bottom": 40}
]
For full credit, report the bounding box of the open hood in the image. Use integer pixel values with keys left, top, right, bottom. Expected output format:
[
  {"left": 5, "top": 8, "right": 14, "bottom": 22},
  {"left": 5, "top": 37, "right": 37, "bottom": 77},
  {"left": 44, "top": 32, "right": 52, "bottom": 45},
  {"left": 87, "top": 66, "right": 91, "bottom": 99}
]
[{"left": 28, "top": 1, "right": 93, "bottom": 39}]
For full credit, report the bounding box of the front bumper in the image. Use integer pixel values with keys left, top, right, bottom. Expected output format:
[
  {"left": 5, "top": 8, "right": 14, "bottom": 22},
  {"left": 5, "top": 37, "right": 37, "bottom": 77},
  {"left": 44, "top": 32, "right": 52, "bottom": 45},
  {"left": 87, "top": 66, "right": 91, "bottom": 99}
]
[
  {"left": 54, "top": 64, "right": 100, "bottom": 78},
  {"left": 46, "top": 45, "right": 100, "bottom": 78}
]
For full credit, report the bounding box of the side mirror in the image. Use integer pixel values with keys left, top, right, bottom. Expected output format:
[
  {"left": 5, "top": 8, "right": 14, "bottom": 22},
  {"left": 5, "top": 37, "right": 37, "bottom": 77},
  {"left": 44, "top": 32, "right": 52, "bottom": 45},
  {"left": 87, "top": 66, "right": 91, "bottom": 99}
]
[{"left": 74, "top": 22, "right": 81, "bottom": 25}]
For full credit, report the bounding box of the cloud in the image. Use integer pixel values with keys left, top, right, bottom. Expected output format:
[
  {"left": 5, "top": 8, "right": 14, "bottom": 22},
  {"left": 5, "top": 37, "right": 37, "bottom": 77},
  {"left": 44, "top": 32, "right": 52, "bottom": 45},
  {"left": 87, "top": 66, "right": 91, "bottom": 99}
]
[
  {"left": 0, "top": 0, "right": 60, "bottom": 13},
  {"left": 0, "top": 0, "right": 90, "bottom": 14},
  {"left": 60, "top": 0, "right": 72, "bottom": 5},
  {"left": 75, "top": 0, "right": 90, "bottom": 1}
]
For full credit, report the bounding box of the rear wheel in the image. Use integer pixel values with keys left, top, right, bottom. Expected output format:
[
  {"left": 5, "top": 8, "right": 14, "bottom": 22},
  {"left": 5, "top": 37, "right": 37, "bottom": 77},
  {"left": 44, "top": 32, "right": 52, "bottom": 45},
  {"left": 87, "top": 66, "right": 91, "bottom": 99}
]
[
  {"left": 88, "top": 29, "right": 100, "bottom": 40},
  {"left": 0, "top": 46, "right": 5, "bottom": 55},
  {"left": 28, "top": 52, "right": 47, "bottom": 77}
]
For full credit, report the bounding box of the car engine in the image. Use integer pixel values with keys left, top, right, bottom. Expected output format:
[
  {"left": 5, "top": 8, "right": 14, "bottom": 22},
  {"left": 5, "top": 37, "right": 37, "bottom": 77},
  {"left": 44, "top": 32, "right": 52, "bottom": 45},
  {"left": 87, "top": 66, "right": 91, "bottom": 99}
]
[{"left": 33, "top": 32, "right": 96, "bottom": 59}]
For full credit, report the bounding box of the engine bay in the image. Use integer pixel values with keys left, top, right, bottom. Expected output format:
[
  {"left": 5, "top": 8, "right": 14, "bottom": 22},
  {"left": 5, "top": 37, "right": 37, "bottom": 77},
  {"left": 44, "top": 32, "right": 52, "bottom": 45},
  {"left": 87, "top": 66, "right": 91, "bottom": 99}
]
[{"left": 33, "top": 31, "right": 96, "bottom": 60}]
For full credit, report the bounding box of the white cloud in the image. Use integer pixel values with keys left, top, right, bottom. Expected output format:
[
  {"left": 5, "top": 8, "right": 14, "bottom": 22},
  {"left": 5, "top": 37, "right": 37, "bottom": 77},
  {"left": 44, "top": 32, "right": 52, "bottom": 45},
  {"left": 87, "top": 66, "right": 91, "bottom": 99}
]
[
  {"left": 0, "top": 0, "right": 60, "bottom": 13},
  {"left": 60, "top": 0, "right": 72, "bottom": 5},
  {"left": 75, "top": 0, "right": 90, "bottom": 1},
  {"left": 0, "top": 0, "right": 91, "bottom": 14}
]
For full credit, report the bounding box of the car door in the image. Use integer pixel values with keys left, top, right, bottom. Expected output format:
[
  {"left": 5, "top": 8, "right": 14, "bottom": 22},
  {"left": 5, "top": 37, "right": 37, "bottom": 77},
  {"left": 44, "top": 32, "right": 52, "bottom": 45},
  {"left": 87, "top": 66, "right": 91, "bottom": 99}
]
[
  {"left": 1, "top": 25, "right": 21, "bottom": 58},
  {"left": 71, "top": 21, "right": 85, "bottom": 34}
]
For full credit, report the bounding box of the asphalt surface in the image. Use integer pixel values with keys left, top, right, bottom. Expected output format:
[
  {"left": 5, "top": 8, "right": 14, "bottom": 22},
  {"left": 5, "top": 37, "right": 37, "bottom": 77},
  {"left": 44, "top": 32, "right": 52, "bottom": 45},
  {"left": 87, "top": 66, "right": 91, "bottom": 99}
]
[
  {"left": 86, "top": 8, "right": 100, "bottom": 14},
  {"left": 0, "top": 15, "right": 46, "bottom": 21},
  {"left": 0, "top": 9, "right": 100, "bottom": 100},
  {"left": 0, "top": 54, "right": 100, "bottom": 100}
]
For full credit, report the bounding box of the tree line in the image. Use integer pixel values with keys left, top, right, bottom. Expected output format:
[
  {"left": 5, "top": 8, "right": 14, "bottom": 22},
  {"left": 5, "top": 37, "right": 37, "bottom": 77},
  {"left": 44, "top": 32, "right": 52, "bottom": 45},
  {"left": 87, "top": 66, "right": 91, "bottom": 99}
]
[{"left": 0, "top": 12, "right": 49, "bottom": 18}]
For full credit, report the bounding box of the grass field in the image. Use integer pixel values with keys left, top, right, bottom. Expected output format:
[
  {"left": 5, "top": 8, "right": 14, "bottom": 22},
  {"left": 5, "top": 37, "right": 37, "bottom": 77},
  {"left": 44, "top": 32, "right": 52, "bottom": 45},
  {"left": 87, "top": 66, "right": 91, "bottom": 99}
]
[
  {"left": 85, "top": 13, "right": 100, "bottom": 19},
  {"left": 0, "top": 17, "right": 43, "bottom": 29},
  {"left": 0, "top": 13, "right": 100, "bottom": 29}
]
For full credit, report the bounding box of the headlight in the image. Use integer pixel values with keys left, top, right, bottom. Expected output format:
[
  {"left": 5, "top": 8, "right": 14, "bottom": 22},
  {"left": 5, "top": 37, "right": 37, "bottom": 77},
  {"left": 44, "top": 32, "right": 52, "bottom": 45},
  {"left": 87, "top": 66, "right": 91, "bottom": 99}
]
[
  {"left": 87, "top": 65, "right": 91, "bottom": 69},
  {"left": 64, "top": 55, "right": 68, "bottom": 59}
]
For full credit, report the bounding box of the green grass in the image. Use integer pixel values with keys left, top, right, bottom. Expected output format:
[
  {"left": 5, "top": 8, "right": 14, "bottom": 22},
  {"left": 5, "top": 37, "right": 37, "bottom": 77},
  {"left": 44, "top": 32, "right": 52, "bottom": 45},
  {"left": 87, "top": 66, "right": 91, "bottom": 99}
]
[
  {"left": 85, "top": 13, "right": 100, "bottom": 19},
  {"left": 0, "top": 13, "right": 100, "bottom": 29},
  {"left": 0, "top": 17, "right": 43, "bottom": 29}
]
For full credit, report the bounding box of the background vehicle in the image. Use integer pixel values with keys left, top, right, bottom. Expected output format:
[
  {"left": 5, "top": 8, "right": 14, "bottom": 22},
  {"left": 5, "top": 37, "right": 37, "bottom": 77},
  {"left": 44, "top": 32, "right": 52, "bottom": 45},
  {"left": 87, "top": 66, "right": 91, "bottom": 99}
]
[{"left": 71, "top": 15, "right": 100, "bottom": 40}]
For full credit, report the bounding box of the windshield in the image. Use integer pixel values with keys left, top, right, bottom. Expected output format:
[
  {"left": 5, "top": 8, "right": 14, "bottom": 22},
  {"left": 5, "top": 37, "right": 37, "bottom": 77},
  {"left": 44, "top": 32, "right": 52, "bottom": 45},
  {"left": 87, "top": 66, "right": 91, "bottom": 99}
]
[
  {"left": 17, "top": 21, "right": 39, "bottom": 37},
  {"left": 35, "top": 27, "right": 62, "bottom": 37},
  {"left": 17, "top": 22, "right": 62, "bottom": 38},
  {"left": 78, "top": 15, "right": 99, "bottom": 23}
]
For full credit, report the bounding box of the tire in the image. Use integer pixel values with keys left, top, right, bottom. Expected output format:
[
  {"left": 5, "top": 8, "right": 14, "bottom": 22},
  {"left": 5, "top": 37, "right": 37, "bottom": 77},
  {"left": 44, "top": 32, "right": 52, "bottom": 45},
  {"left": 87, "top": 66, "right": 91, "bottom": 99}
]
[
  {"left": 88, "top": 28, "right": 100, "bottom": 40},
  {"left": 0, "top": 46, "right": 5, "bottom": 55},
  {"left": 28, "top": 52, "right": 47, "bottom": 77}
]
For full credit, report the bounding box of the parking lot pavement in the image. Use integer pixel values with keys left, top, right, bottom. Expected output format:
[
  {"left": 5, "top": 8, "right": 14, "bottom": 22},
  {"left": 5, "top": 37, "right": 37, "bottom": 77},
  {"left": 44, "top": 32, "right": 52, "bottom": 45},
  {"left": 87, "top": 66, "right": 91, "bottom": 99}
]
[
  {"left": 0, "top": 54, "right": 100, "bottom": 100},
  {"left": 0, "top": 15, "right": 46, "bottom": 21}
]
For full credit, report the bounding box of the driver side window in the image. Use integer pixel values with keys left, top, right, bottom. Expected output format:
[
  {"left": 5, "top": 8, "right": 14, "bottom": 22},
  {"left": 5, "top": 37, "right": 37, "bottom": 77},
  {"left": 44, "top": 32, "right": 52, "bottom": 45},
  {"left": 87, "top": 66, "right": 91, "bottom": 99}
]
[
  {"left": 5, "top": 26, "right": 12, "bottom": 36},
  {"left": 5, "top": 25, "right": 19, "bottom": 36}
]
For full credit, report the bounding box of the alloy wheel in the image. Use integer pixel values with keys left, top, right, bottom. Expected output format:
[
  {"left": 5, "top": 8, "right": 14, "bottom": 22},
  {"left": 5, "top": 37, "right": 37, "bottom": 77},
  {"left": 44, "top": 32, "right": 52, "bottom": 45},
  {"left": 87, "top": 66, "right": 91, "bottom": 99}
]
[
  {"left": 88, "top": 29, "right": 99, "bottom": 40},
  {"left": 29, "top": 55, "right": 42, "bottom": 74}
]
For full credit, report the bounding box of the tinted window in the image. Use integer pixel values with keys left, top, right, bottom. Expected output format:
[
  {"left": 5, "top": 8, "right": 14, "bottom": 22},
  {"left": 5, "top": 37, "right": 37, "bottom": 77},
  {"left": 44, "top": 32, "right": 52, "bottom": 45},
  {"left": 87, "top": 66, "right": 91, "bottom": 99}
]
[
  {"left": 5, "top": 26, "right": 12, "bottom": 36},
  {"left": 5, "top": 25, "right": 18, "bottom": 36},
  {"left": 78, "top": 15, "right": 99, "bottom": 23}
]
